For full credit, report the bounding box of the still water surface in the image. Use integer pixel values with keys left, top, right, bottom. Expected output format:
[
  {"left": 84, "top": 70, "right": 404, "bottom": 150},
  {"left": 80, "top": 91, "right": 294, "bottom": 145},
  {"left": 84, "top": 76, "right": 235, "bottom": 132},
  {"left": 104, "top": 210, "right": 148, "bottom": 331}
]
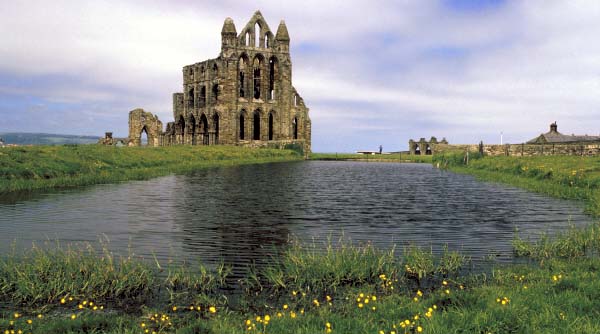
[{"left": 0, "top": 161, "right": 592, "bottom": 276}]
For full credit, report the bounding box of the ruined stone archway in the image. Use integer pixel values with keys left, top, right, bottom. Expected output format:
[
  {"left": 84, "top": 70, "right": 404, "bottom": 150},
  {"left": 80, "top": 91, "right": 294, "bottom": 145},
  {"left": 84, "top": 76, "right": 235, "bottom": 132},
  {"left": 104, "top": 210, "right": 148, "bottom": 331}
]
[
  {"left": 140, "top": 126, "right": 149, "bottom": 146},
  {"left": 199, "top": 114, "right": 209, "bottom": 145},
  {"left": 128, "top": 108, "right": 163, "bottom": 147}
]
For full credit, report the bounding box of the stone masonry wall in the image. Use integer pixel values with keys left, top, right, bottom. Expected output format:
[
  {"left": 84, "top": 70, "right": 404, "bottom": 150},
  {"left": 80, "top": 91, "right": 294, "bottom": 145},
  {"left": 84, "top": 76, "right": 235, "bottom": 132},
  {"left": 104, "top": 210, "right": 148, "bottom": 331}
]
[{"left": 432, "top": 143, "right": 600, "bottom": 157}]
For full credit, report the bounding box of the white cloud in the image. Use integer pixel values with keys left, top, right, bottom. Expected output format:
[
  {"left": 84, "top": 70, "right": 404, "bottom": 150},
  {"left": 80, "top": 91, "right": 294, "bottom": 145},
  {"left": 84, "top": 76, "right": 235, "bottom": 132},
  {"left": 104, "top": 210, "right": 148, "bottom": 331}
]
[{"left": 1, "top": 1, "right": 600, "bottom": 150}]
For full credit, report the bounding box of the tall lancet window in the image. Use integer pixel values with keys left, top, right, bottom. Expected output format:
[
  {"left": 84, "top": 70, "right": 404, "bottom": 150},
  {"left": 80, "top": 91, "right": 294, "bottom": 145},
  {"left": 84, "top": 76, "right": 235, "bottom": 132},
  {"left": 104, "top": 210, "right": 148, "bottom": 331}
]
[
  {"left": 255, "top": 23, "right": 260, "bottom": 47},
  {"left": 268, "top": 57, "right": 276, "bottom": 100},
  {"left": 253, "top": 57, "right": 261, "bottom": 99}
]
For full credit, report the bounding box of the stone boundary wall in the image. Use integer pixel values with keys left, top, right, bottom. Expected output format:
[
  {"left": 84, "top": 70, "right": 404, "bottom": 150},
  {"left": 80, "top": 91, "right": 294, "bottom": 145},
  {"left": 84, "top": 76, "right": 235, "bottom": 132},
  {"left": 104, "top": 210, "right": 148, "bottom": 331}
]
[{"left": 432, "top": 143, "right": 600, "bottom": 157}]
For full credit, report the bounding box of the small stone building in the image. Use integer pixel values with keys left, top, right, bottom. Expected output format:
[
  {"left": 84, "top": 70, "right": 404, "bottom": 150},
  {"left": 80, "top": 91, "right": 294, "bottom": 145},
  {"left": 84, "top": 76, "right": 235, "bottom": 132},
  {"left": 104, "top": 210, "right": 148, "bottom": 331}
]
[
  {"left": 127, "top": 11, "right": 311, "bottom": 153},
  {"left": 526, "top": 122, "right": 600, "bottom": 144}
]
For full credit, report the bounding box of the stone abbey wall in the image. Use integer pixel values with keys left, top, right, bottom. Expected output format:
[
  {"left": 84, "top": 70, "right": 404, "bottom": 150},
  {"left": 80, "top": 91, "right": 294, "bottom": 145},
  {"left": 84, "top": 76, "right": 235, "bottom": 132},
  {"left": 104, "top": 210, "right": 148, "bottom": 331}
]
[{"left": 120, "top": 11, "right": 311, "bottom": 154}]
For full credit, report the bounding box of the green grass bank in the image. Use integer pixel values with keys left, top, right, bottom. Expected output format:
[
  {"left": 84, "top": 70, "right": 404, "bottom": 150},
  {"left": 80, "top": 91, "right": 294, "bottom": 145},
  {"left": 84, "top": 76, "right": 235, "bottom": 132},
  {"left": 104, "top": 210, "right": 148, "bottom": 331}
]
[
  {"left": 2, "top": 227, "right": 600, "bottom": 333},
  {"left": 433, "top": 153, "right": 600, "bottom": 216},
  {"left": 0, "top": 145, "right": 303, "bottom": 193}
]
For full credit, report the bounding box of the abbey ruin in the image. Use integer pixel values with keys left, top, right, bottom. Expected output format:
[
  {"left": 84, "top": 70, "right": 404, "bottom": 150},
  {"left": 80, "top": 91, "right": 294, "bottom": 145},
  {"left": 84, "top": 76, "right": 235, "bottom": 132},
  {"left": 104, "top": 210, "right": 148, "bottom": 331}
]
[{"left": 112, "top": 11, "right": 311, "bottom": 153}]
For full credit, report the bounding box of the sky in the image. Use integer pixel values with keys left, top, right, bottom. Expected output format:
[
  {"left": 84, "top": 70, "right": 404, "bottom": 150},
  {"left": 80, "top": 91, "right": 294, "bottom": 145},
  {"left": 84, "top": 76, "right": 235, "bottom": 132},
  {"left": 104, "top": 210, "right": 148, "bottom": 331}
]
[{"left": 1, "top": 0, "right": 599, "bottom": 152}]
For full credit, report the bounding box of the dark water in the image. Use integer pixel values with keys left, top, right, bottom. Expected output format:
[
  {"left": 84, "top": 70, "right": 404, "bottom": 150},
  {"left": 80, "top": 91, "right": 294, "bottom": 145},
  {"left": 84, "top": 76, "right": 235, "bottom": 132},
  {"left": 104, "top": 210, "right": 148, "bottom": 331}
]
[{"left": 0, "top": 161, "right": 592, "bottom": 277}]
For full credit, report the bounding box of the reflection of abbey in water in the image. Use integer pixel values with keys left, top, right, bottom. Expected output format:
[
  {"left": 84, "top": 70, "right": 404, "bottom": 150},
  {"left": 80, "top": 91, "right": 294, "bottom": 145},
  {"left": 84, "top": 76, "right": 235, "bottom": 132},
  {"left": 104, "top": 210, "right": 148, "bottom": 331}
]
[{"left": 104, "top": 11, "right": 311, "bottom": 153}]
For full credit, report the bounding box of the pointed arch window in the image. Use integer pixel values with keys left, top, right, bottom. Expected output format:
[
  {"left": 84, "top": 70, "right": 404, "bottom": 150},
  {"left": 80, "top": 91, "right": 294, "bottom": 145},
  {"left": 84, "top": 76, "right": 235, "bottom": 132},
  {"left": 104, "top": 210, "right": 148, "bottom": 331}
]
[
  {"left": 255, "top": 23, "right": 260, "bottom": 47},
  {"left": 239, "top": 56, "right": 247, "bottom": 98},
  {"left": 212, "top": 84, "right": 219, "bottom": 102},
  {"left": 239, "top": 113, "right": 245, "bottom": 140},
  {"left": 199, "top": 86, "right": 206, "bottom": 107},
  {"left": 253, "top": 111, "right": 261, "bottom": 140},
  {"left": 268, "top": 112, "right": 274, "bottom": 140},
  {"left": 292, "top": 117, "right": 298, "bottom": 140},
  {"left": 268, "top": 57, "right": 276, "bottom": 100},
  {"left": 253, "top": 57, "right": 262, "bottom": 99},
  {"left": 189, "top": 114, "right": 196, "bottom": 145},
  {"left": 200, "top": 114, "right": 209, "bottom": 145},
  {"left": 188, "top": 87, "right": 195, "bottom": 108}
]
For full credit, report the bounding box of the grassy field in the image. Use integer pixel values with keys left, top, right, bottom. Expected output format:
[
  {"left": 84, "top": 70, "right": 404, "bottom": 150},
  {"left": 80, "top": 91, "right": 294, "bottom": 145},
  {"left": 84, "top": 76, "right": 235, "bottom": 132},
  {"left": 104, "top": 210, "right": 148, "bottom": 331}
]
[
  {"left": 433, "top": 153, "right": 600, "bottom": 216},
  {"left": 2, "top": 228, "right": 600, "bottom": 333},
  {"left": 0, "top": 145, "right": 302, "bottom": 193},
  {"left": 310, "top": 152, "right": 433, "bottom": 163}
]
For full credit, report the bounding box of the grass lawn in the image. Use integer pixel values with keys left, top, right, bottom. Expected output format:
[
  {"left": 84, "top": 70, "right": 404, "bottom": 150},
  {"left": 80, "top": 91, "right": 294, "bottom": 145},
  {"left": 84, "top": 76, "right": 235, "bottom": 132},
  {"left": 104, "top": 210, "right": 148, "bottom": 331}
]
[{"left": 0, "top": 145, "right": 303, "bottom": 193}]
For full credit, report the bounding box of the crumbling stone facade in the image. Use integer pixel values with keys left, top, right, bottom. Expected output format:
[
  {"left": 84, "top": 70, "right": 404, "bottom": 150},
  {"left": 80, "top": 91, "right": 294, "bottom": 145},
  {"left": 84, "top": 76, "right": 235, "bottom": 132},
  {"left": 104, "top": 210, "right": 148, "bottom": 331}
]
[
  {"left": 123, "top": 11, "right": 311, "bottom": 153},
  {"left": 408, "top": 137, "right": 448, "bottom": 155},
  {"left": 128, "top": 108, "right": 163, "bottom": 147}
]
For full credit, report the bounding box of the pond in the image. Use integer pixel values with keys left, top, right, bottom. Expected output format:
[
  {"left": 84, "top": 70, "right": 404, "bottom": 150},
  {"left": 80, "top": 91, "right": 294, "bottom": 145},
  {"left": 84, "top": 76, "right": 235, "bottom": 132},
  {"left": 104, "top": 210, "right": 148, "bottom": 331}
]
[{"left": 0, "top": 161, "right": 592, "bottom": 278}]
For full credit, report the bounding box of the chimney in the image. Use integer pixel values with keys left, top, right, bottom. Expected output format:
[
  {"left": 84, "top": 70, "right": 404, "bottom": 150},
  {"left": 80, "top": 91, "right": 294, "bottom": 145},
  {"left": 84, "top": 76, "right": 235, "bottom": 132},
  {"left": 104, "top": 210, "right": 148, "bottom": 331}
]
[{"left": 550, "top": 122, "right": 557, "bottom": 133}]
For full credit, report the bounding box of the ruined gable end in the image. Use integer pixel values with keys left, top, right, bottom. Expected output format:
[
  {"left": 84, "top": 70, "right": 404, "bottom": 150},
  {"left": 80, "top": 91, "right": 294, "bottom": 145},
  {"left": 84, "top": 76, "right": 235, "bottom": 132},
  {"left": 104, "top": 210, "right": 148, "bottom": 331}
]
[{"left": 117, "top": 11, "right": 311, "bottom": 154}]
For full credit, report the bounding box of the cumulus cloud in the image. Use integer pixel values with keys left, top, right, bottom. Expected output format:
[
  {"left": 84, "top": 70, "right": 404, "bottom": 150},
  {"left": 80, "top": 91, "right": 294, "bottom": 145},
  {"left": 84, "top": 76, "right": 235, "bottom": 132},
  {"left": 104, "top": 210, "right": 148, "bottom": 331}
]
[{"left": 1, "top": 0, "right": 599, "bottom": 150}]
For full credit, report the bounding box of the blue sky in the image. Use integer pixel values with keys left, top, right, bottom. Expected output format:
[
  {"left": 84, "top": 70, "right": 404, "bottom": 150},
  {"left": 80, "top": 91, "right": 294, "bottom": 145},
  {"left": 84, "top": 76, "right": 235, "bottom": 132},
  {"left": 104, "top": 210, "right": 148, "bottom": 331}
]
[{"left": 1, "top": 1, "right": 599, "bottom": 152}]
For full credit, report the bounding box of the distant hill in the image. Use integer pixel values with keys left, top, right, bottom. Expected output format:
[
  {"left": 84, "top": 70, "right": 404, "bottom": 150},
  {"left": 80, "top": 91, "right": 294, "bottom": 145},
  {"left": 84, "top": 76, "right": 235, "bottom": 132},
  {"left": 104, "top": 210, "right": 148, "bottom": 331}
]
[{"left": 0, "top": 133, "right": 101, "bottom": 145}]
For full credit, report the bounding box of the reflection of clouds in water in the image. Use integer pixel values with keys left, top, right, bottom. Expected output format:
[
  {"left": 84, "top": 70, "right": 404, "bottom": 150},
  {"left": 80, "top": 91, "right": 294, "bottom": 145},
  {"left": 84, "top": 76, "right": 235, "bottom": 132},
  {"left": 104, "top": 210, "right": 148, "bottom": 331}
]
[{"left": 0, "top": 161, "right": 592, "bottom": 277}]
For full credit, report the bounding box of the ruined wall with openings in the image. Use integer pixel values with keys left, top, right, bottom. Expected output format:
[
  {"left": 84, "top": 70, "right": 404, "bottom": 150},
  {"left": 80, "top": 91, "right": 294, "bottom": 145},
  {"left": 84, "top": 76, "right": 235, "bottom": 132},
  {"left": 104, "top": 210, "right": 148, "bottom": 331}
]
[
  {"left": 161, "top": 11, "right": 311, "bottom": 153},
  {"left": 102, "top": 11, "right": 311, "bottom": 155}
]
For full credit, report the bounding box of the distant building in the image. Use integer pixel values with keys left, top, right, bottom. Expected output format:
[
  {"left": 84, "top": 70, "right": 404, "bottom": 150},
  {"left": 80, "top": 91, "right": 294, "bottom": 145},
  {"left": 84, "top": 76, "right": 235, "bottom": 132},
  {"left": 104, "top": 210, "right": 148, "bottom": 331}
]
[
  {"left": 0, "top": 137, "right": 4, "bottom": 147},
  {"left": 408, "top": 137, "right": 448, "bottom": 155},
  {"left": 527, "top": 122, "right": 600, "bottom": 144}
]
